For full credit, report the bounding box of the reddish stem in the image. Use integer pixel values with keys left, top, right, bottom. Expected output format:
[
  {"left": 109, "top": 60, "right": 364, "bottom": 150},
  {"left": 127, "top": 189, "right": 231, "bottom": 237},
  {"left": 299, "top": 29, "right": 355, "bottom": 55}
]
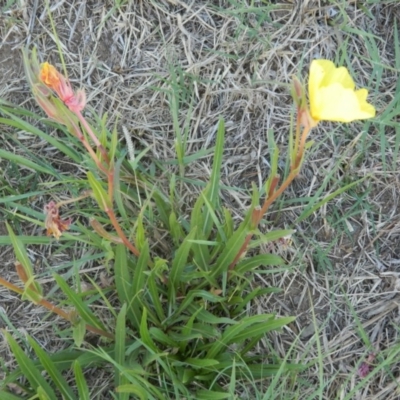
[
  {"left": 229, "top": 123, "right": 311, "bottom": 272},
  {"left": 76, "top": 111, "right": 110, "bottom": 165},
  {"left": 0, "top": 276, "right": 114, "bottom": 339}
]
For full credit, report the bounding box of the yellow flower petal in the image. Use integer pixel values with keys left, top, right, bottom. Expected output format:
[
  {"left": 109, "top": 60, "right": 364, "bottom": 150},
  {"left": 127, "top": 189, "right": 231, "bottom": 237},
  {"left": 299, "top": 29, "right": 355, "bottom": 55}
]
[
  {"left": 308, "top": 59, "right": 375, "bottom": 123},
  {"left": 39, "top": 62, "right": 60, "bottom": 89}
]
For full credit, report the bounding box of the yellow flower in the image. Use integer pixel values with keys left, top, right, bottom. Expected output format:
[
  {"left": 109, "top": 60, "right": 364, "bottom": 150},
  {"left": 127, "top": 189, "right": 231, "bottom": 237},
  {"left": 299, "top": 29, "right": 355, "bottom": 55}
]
[
  {"left": 308, "top": 59, "right": 375, "bottom": 123},
  {"left": 39, "top": 62, "right": 60, "bottom": 88},
  {"left": 39, "top": 62, "right": 86, "bottom": 113}
]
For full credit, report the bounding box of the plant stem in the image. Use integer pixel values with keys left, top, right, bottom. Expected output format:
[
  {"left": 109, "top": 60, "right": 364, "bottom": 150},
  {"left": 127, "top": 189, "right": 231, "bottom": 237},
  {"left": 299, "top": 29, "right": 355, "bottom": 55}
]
[
  {"left": 76, "top": 111, "right": 110, "bottom": 165},
  {"left": 106, "top": 207, "right": 140, "bottom": 257},
  {"left": 229, "top": 123, "right": 311, "bottom": 272}
]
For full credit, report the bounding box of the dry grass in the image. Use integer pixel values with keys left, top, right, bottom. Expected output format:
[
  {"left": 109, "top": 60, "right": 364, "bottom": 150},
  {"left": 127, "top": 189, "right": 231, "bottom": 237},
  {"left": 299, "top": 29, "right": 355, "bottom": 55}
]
[{"left": 1, "top": 0, "right": 400, "bottom": 398}]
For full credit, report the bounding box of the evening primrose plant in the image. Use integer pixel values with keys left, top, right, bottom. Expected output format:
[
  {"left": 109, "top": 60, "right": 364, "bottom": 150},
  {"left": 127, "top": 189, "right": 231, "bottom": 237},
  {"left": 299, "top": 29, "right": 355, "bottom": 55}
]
[{"left": 0, "top": 49, "right": 375, "bottom": 399}]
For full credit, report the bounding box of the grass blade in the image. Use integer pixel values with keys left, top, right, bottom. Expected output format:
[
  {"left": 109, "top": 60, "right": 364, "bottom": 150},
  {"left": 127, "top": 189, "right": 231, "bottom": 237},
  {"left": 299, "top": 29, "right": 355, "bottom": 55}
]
[
  {"left": 53, "top": 273, "right": 106, "bottom": 330},
  {"left": 4, "top": 331, "right": 57, "bottom": 399},
  {"left": 27, "top": 336, "right": 76, "bottom": 400},
  {"left": 73, "top": 360, "right": 90, "bottom": 400},
  {"left": 115, "top": 304, "right": 129, "bottom": 400}
]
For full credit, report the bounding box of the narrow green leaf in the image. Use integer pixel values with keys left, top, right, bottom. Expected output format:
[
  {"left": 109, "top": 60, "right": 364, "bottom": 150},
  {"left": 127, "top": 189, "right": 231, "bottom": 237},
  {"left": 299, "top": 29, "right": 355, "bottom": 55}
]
[
  {"left": 233, "top": 287, "right": 282, "bottom": 315},
  {"left": 53, "top": 274, "right": 105, "bottom": 330},
  {"left": 153, "top": 192, "right": 170, "bottom": 228},
  {"left": 149, "top": 327, "right": 179, "bottom": 348},
  {"left": 130, "top": 241, "right": 150, "bottom": 329},
  {"left": 73, "top": 360, "right": 90, "bottom": 400},
  {"left": 251, "top": 229, "right": 294, "bottom": 246},
  {"left": 196, "top": 390, "right": 231, "bottom": 400},
  {"left": 116, "top": 385, "right": 147, "bottom": 400},
  {"left": 147, "top": 261, "right": 166, "bottom": 321},
  {"left": 27, "top": 336, "right": 76, "bottom": 400},
  {"left": 234, "top": 316, "right": 295, "bottom": 344},
  {"left": 236, "top": 254, "right": 285, "bottom": 274},
  {"left": 223, "top": 207, "right": 234, "bottom": 239},
  {"left": 201, "top": 192, "right": 226, "bottom": 242},
  {"left": 4, "top": 331, "right": 57, "bottom": 398},
  {"left": 209, "top": 220, "right": 250, "bottom": 281},
  {"left": 179, "top": 306, "right": 203, "bottom": 352},
  {"left": 6, "top": 222, "right": 34, "bottom": 279},
  {"left": 113, "top": 155, "right": 129, "bottom": 221},
  {"left": 206, "top": 315, "right": 274, "bottom": 359},
  {"left": 86, "top": 171, "right": 111, "bottom": 211},
  {"left": 37, "top": 386, "right": 51, "bottom": 400},
  {"left": 115, "top": 304, "right": 129, "bottom": 400},
  {"left": 114, "top": 245, "right": 136, "bottom": 324},
  {"left": 0, "top": 148, "right": 56, "bottom": 176},
  {"left": 72, "top": 318, "right": 86, "bottom": 348},
  {"left": 296, "top": 178, "right": 365, "bottom": 223},
  {"left": 183, "top": 358, "right": 220, "bottom": 368},
  {"left": 0, "top": 113, "right": 80, "bottom": 162},
  {"left": 203, "top": 118, "right": 224, "bottom": 237},
  {"left": 134, "top": 214, "right": 146, "bottom": 252},
  {"left": 140, "top": 308, "right": 158, "bottom": 353},
  {"left": 168, "top": 290, "right": 225, "bottom": 326},
  {"left": 169, "top": 211, "right": 185, "bottom": 246},
  {"left": 168, "top": 228, "right": 196, "bottom": 303},
  {"left": 190, "top": 189, "right": 206, "bottom": 232},
  {"left": 0, "top": 391, "right": 24, "bottom": 400}
]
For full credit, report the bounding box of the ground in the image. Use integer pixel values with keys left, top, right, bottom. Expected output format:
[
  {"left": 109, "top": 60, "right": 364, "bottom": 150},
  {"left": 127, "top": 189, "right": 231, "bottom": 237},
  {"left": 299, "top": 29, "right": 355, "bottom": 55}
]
[{"left": 0, "top": 0, "right": 399, "bottom": 399}]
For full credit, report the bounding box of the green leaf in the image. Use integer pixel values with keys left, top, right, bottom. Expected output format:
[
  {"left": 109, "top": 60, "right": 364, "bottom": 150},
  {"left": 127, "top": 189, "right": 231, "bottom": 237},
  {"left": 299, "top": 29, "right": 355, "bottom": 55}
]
[
  {"left": 206, "top": 315, "right": 275, "bottom": 359},
  {"left": 140, "top": 308, "right": 158, "bottom": 353},
  {"left": 196, "top": 390, "right": 231, "bottom": 400},
  {"left": 4, "top": 331, "right": 57, "bottom": 398},
  {"left": 181, "top": 358, "right": 220, "bottom": 368},
  {"left": 179, "top": 306, "right": 203, "bottom": 353},
  {"left": 296, "top": 177, "right": 366, "bottom": 223},
  {"left": 265, "top": 128, "right": 280, "bottom": 194},
  {"left": 6, "top": 222, "right": 34, "bottom": 279},
  {"left": 0, "top": 112, "right": 80, "bottom": 162},
  {"left": 115, "top": 304, "right": 129, "bottom": 400},
  {"left": 37, "top": 386, "right": 51, "bottom": 400},
  {"left": 236, "top": 254, "right": 285, "bottom": 274},
  {"left": 114, "top": 245, "right": 136, "bottom": 324},
  {"left": 153, "top": 192, "right": 171, "bottom": 228},
  {"left": 116, "top": 385, "right": 148, "bottom": 400},
  {"left": 168, "top": 228, "right": 196, "bottom": 304},
  {"left": 190, "top": 189, "right": 206, "bottom": 232},
  {"left": 86, "top": 171, "right": 111, "bottom": 211},
  {"left": 72, "top": 318, "right": 86, "bottom": 348},
  {"left": 222, "top": 207, "right": 234, "bottom": 239},
  {"left": 209, "top": 220, "right": 250, "bottom": 282},
  {"left": 53, "top": 274, "right": 106, "bottom": 330},
  {"left": 233, "top": 287, "right": 282, "bottom": 315},
  {"left": 0, "top": 148, "right": 57, "bottom": 176},
  {"left": 73, "top": 360, "right": 90, "bottom": 400},
  {"left": 169, "top": 211, "right": 185, "bottom": 246},
  {"left": 27, "top": 336, "right": 76, "bottom": 400},
  {"left": 134, "top": 214, "right": 146, "bottom": 252},
  {"left": 0, "top": 391, "right": 24, "bottom": 400},
  {"left": 167, "top": 290, "right": 226, "bottom": 326},
  {"left": 147, "top": 260, "right": 166, "bottom": 321},
  {"left": 203, "top": 118, "right": 224, "bottom": 237},
  {"left": 130, "top": 241, "right": 150, "bottom": 329},
  {"left": 113, "top": 155, "right": 129, "bottom": 221},
  {"left": 234, "top": 316, "right": 295, "bottom": 344},
  {"left": 251, "top": 229, "right": 294, "bottom": 246},
  {"left": 149, "top": 327, "right": 179, "bottom": 348}
]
